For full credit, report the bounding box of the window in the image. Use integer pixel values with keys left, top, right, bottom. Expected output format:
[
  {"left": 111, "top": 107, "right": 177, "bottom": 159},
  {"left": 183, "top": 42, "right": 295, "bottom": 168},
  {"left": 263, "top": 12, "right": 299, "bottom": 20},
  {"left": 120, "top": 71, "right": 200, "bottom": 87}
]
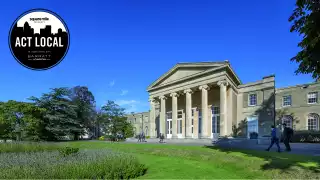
[
  {"left": 212, "top": 106, "right": 220, "bottom": 134},
  {"left": 308, "top": 113, "right": 319, "bottom": 131},
  {"left": 247, "top": 116, "right": 258, "bottom": 138},
  {"left": 177, "top": 111, "right": 183, "bottom": 134},
  {"left": 198, "top": 109, "right": 202, "bottom": 133},
  {"left": 191, "top": 109, "right": 194, "bottom": 134},
  {"left": 282, "top": 115, "right": 293, "bottom": 129},
  {"left": 248, "top": 94, "right": 257, "bottom": 106},
  {"left": 283, "top": 95, "right": 292, "bottom": 107},
  {"left": 177, "top": 111, "right": 183, "bottom": 119},
  {"left": 307, "top": 92, "right": 318, "bottom": 104},
  {"left": 177, "top": 119, "right": 182, "bottom": 134}
]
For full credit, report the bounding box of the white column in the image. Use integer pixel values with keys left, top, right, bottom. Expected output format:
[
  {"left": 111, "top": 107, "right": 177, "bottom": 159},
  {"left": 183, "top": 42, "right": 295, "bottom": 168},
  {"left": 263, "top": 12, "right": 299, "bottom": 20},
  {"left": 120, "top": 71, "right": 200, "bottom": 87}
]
[
  {"left": 159, "top": 95, "right": 167, "bottom": 138},
  {"left": 170, "top": 92, "right": 179, "bottom": 138},
  {"left": 184, "top": 89, "right": 193, "bottom": 138},
  {"left": 218, "top": 80, "right": 228, "bottom": 136},
  {"left": 149, "top": 97, "right": 156, "bottom": 138},
  {"left": 199, "top": 85, "right": 210, "bottom": 138}
]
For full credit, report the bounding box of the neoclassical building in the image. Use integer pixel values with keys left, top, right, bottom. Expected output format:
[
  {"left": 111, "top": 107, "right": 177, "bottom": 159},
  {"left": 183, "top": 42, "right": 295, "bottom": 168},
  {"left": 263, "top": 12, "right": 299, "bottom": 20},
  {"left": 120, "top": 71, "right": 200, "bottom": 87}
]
[{"left": 127, "top": 61, "right": 320, "bottom": 139}]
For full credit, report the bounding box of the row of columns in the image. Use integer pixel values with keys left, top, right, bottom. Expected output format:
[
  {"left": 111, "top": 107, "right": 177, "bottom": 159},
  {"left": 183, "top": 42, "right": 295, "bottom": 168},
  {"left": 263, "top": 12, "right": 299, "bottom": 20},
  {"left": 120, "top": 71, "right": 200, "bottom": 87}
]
[{"left": 149, "top": 80, "right": 229, "bottom": 138}]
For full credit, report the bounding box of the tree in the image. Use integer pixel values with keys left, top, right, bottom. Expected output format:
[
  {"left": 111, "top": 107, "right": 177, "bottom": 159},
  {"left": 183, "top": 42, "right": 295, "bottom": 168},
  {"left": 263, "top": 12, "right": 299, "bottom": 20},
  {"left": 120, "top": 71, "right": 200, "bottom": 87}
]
[
  {"left": 289, "top": 0, "right": 320, "bottom": 79},
  {"left": 0, "top": 100, "right": 45, "bottom": 141},
  {"left": 100, "top": 101, "right": 128, "bottom": 137},
  {"left": 123, "top": 121, "right": 134, "bottom": 138},
  {"left": 29, "top": 88, "right": 80, "bottom": 141},
  {"left": 69, "top": 86, "right": 96, "bottom": 139}
]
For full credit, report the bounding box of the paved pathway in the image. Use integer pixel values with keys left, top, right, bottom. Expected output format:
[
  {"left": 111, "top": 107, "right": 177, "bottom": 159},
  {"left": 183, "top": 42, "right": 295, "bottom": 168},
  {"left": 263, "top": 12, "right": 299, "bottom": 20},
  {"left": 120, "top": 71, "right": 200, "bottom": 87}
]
[
  {"left": 215, "top": 139, "right": 320, "bottom": 156},
  {"left": 125, "top": 138, "right": 320, "bottom": 156}
]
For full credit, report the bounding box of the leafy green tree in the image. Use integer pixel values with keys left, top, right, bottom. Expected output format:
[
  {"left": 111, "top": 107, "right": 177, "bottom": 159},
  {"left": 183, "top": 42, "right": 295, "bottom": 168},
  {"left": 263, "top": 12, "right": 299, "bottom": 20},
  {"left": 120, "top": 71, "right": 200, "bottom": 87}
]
[
  {"left": 100, "top": 101, "right": 128, "bottom": 138},
  {"left": 289, "top": 0, "right": 320, "bottom": 79},
  {"left": 29, "top": 88, "right": 80, "bottom": 141},
  {"left": 69, "top": 86, "right": 96, "bottom": 139},
  {"left": 123, "top": 121, "right": 134, "bottom": 138},
  {"left": 0, "top": 100, "right": 45, "bottom": 141}
]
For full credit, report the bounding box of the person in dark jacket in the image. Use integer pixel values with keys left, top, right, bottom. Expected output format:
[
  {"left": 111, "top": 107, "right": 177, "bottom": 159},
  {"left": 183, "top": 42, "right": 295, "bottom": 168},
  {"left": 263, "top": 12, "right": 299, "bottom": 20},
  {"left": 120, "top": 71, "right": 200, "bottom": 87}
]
[
  {"left": 266, "top": 125, "right": 281, "bottom": 152},
  {"left": 282, "top": 123, "right": 293, "bottom": 151}
]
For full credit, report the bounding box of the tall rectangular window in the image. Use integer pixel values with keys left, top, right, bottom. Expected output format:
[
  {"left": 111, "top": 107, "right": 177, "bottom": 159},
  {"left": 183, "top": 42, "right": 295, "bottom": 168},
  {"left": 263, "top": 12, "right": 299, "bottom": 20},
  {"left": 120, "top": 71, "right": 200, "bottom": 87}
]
[
  {"left": 308, "top": 92, "right": 318, "bottom": 104},
  {"left": 283, "top": 95, "right": 292, "bottom": 106},
  {"left": 191, "top": 108, "right": 194, "bottom": 134},
  {"left": 177, "top": 111, "right": 183, "bottom": 134},
  {"left": 198, "top": 109, "right": 202, "bottom": 133},
  {"left": 212, "top": 106, "right": 220, "bottom": 134},
  {"left": 248, "top": 94, "right": 257, "bottom": 106}
]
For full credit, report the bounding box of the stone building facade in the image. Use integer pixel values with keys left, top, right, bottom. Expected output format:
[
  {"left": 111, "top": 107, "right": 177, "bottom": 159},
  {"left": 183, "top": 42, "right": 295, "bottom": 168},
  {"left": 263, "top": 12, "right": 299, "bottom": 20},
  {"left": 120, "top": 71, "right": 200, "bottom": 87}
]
[{"left": 126, "top": 61, "right": 320, "bottom": 139}]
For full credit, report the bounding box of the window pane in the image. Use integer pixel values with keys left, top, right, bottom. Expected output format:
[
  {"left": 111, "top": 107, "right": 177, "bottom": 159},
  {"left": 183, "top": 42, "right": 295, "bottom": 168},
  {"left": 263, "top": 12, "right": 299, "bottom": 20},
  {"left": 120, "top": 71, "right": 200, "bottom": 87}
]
[
  {"left": 212, "top": 116, "right": 216, "bottom": 133},
  {"left": 283, "top": 95, "right": 292, "bottom": 106},
  {"left": 308, "top": 92, "right": 318, "bottom": 104},
  {"left": 217, "top": 116, "right": 220, "bottom": 133},
  {"left": 308, "top": 114, "right": 319, "bottom": 131},
  {"left": 199, "top": 118, "right": 202, "bottom": 133},
  {"left": 178, "top": 111, "right": 183, "bottom": 119},
  {"left": 212, "top": 106, "right": 220, "bottom": 134},
  {"left": 249, "top": 94, "right": 257, "bottom": 106}
]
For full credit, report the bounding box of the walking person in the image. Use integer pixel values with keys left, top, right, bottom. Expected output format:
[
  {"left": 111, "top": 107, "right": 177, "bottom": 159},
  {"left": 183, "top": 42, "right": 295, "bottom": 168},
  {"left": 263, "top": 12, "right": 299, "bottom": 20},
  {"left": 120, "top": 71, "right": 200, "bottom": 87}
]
[
  {"left": 141, "top": 131, "right": 145, "bottom": 142},
  {"left": 266, "top": 125, "right": 281, "bottom": 152},
  {"left": 137, "top": 132, "right": 142, "bottom": 142},
  {"left": 282, "top": 123, "right": 293, "bottom": 152}
]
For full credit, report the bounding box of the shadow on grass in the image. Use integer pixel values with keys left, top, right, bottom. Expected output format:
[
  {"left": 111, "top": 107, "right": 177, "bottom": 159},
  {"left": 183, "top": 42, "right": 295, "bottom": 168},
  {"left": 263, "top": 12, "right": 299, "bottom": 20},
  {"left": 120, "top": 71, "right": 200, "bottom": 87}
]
[{"left": 204, "top": 145, "right": 320, "bottom": 173}]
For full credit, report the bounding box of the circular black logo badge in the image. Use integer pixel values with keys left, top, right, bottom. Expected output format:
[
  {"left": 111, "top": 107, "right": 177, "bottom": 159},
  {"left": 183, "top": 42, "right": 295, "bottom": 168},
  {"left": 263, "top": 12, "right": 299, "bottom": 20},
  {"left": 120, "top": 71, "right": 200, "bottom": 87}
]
[{"left": 9, "top": 9, "right": 70, "bottom": 70}]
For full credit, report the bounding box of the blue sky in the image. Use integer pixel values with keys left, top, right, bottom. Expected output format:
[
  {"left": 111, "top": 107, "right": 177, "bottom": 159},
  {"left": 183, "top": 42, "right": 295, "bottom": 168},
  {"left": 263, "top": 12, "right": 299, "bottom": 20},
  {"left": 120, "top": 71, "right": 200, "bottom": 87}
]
[{"left": 0, "top": 0, "right": 314, "bottom": 113}]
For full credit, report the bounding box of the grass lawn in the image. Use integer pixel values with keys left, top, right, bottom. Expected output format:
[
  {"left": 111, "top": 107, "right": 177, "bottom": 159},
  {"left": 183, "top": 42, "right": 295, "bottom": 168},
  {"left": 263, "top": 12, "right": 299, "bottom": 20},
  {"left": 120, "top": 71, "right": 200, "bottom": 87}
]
[{"left": 68, "top": 141, "right": 320, "bottom": 179}]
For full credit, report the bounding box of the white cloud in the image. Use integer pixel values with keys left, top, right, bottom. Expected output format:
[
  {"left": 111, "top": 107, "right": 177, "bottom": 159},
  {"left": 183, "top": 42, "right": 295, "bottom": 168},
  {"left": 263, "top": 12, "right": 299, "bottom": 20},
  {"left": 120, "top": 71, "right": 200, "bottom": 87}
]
[
  {"left": 115, "top": 100, "right": 139, "bottom": 106},
  {"left": 120, "top": 90, "right": 128, "bottom": 96},
  {"left": 109, "top": 80, "right": 115, "bottom": 87}
]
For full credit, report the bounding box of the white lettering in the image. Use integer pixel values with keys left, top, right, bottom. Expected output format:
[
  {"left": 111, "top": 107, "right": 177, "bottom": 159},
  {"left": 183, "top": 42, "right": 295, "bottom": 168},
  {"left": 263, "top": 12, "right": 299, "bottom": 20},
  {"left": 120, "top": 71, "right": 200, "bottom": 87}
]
[
  {"left": 15, "top": 37, "right": 21, "bottom": 47},
  {"left": 35, "top": 37, "right": 40, "bottom": 47},
  {"left": 58, "top": 37, "right": 63, "bottom": 47},
  {"left": 40, "top": 37, "right": 46, "bottom": 47},
  {"left": 47, "top": 37, "right": 52, "bottom": 47},
  {"left": 27, "top": 37, "right": 32, "bottom": 47}
]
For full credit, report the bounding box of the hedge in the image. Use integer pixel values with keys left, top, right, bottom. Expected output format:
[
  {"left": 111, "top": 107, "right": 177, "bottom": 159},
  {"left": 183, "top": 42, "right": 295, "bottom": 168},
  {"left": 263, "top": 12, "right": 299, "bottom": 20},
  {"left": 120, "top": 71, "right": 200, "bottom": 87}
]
[{"left": 290, "top": 130, "right": 320, "bottom": 143}]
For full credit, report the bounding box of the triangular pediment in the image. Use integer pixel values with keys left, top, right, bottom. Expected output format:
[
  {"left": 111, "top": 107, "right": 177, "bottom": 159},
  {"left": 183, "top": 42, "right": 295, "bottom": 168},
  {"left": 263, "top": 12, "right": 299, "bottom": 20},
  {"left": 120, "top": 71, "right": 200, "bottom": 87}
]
[{"left": 148, "top": 62, "right": 228, "bottom": 90}]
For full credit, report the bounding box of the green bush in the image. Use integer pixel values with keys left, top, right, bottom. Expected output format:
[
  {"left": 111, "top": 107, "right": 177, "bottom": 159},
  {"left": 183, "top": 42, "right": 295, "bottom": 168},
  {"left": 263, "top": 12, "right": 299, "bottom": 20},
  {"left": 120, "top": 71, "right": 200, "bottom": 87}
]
[
  {"left": 0, "top": 142, "right": 64, "bottom": 153},
  {"left": 0, "top": 150, "right": 147, "bottom": 179},
  {"left": 58, "top": 147, "right": 79, "bottom": 157},
  {"left": 98, "top": 136, "right": 105, "bottom": 141},
  {"left": 146, "top": 136, "right": 150, "bottom": 139},
  {"left": 290, "top": 130, "right": 320, "bottom": 143}
]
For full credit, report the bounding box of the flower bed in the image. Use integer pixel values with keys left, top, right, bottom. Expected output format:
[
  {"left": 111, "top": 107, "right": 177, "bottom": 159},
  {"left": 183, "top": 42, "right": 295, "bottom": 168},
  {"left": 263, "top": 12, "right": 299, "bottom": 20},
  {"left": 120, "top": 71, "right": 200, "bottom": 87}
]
[{"left": 0, "top": 144, "right": 147, "bottom": 179}]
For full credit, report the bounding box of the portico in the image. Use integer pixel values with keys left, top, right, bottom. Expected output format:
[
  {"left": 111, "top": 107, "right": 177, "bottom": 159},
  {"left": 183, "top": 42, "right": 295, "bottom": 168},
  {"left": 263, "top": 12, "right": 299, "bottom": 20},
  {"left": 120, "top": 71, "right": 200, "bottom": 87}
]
[{"left": 147, "top": 61, "right": 241, "bottom": 139}]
